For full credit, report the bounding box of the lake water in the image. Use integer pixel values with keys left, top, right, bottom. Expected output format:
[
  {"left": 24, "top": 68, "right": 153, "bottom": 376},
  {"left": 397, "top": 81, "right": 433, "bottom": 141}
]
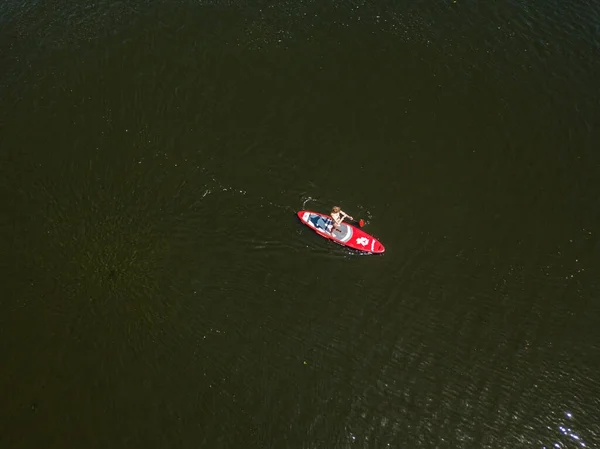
[{"left": 1, "top": 1, "right": 599, "bottom": 448}]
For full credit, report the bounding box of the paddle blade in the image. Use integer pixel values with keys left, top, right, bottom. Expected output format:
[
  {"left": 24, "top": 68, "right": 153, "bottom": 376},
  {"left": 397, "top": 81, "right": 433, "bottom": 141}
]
[{"left": 359, "top": 219, "right": 365, "bottom": 227}]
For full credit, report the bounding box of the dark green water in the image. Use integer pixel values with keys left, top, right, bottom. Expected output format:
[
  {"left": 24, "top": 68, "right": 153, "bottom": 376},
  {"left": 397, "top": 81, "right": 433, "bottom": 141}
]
[{"left": 2, "top": 1, "right": 599, "bottom": 448}]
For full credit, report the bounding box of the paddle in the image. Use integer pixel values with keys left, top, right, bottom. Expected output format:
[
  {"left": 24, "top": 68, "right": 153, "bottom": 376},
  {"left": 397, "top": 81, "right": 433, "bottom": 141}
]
[
  {"left": 349, "top": 216, "right": 365, "bottom": 227},
  {"left": 330, "top": 215, "right": 365, "bottom": 236}
]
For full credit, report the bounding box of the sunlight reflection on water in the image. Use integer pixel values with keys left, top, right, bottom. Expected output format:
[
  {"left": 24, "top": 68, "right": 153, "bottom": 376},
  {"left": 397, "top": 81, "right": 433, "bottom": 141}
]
[{"left": 541, "top": 411, "right": 591, "bottom": 449}]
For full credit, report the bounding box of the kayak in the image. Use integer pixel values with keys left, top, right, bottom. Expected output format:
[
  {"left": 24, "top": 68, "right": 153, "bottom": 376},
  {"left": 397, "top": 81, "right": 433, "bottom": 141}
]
[{"left": 297, "top": 210, "right": 385, "bottom": 254}]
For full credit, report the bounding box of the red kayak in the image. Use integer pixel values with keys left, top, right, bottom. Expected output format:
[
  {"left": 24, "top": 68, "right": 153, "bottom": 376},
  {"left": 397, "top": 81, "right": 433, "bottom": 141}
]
[{"left": 297, "top": 210, "right": 385, "bottom": 254}]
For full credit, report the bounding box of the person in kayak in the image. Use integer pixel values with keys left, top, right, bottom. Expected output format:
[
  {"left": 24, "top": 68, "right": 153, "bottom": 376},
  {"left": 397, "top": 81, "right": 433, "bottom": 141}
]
[{"left": 330, "top": 206, "right": 353, "bottom": 234}]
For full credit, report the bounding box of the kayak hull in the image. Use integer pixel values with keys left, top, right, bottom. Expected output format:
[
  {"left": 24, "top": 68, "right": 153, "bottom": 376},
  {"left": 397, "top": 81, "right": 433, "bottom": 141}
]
[{"left": 297, "top": 210, "right": 385, "bottom": 254}]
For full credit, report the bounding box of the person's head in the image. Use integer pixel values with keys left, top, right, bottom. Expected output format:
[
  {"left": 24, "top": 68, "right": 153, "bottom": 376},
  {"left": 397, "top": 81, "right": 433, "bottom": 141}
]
[{"left": 332, "top": 206, "right": 340, "bottom": 213}]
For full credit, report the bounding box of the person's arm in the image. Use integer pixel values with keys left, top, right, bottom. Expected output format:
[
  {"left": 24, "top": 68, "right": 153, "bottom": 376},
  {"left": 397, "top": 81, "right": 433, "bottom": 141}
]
[{"left": 340, "top": 210, "right": 353, "bottom": 221}]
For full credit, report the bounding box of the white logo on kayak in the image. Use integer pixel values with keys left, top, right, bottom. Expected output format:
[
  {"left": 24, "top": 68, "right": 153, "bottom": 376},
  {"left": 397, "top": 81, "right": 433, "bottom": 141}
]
[{"left": 356, "top": 237, "right": 369, "bottom": 246}]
